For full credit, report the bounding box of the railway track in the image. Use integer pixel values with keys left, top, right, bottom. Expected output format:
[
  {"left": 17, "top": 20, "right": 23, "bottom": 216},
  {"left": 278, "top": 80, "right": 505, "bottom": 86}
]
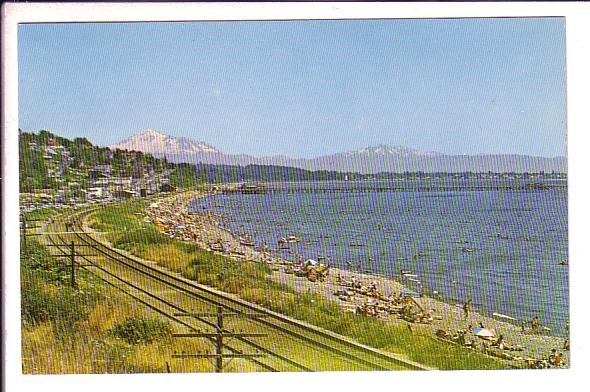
[{"left": 38, "top": 206, "right": 431, "bottom": 372}]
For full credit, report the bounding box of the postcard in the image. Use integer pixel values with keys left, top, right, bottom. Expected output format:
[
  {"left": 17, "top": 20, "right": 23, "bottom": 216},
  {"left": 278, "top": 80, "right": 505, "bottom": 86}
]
[{"left": 3, "top": 2, "right": 589, "bottom": 392}]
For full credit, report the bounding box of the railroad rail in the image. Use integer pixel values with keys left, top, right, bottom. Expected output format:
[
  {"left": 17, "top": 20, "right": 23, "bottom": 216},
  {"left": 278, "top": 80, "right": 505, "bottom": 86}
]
[
  {"left": 40, "top": 212, "right": 291, "bottom": 372},
  {"left": 37, "top": 206, "right": 432, "bottom": 372}
]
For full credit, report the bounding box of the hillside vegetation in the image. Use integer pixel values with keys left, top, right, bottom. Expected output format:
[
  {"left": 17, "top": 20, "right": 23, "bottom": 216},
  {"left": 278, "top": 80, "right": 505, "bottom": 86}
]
[{"left": 20, "top": 236, "right": 213, "bottom": 374}]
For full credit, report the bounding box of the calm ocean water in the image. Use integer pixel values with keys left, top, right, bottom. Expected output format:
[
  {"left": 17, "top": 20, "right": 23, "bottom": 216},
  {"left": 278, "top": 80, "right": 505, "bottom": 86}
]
[{"left": 191, "top": 179, "right": 568, "bottom": 335}]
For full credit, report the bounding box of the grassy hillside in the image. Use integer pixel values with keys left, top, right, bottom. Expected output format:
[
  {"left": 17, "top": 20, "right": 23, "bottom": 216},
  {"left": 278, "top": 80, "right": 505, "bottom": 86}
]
[{"left": 20, "top": 237, "right": 214, "bottom": 374}]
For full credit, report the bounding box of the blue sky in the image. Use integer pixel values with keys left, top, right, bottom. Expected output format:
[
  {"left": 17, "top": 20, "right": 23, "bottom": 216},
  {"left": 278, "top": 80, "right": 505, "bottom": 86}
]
[{"left": 18, "top": 18, "right": 566, "bottom": 158}]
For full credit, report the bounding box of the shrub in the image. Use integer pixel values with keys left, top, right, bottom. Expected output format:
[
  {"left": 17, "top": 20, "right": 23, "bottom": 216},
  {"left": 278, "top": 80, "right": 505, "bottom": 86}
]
[
  {"left": 21, "top": 240, "right": 70, "bottom": 285},
  {"left": 255, "top": 262, "right": 272, "bottom": 276},
  {"left": 21, "top": 272, "right": 99, "bottom": 334},
  {"left": 114, "top": 227, "right": 172, "bottom": 248},
  {"left": 111, "top": 317, "right": 172, "bottom": 344},
  {"left": 21, "top": 239, "right": 98, "bottom": 326},
  {"left": 22, "top": 207, "right": 56, "bottom": 222},
  {"left": 21, "top": 271, "right": 52, "bottom": 324}
]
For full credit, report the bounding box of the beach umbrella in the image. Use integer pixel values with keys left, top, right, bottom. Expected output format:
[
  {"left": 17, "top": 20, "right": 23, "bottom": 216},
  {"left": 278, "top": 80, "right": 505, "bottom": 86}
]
[{"left": 472, "top": 327, "right": 496, "bottom": 339}]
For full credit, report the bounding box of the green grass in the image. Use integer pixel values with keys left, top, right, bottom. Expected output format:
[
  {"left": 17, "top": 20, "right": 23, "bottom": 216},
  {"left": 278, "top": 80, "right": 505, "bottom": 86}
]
[
  {"left": 22, "top": 207, "right": 60, "bottom": 222},
  {"left": 20, "top": 237, "right": 211, "bottom": 374},
  {"left": 88, "top": 200, "right": 507, "bottom": 371},
  {"left": 111, "top": 317, "right": 172, "bottom": 344}
]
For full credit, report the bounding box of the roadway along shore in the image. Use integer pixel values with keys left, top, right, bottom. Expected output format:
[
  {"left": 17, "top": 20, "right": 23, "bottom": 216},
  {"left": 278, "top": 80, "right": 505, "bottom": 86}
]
[{"left": 142, "top": 190, "right": 569, "bottom": 369}]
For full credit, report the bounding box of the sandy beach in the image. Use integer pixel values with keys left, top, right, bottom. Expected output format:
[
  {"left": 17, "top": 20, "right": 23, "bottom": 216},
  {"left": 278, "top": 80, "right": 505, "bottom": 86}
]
[{"left": 143, "top": 190, "right": 570, "bottom": 369}]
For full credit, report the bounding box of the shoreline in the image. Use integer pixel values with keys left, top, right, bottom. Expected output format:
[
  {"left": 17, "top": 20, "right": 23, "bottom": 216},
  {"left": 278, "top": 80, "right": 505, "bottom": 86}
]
[{"left": 144, "top": 190, "right": 570, "bottom": 368}]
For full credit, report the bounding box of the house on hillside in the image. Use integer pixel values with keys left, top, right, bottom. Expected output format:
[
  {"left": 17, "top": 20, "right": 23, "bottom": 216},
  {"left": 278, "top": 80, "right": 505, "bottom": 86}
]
[
  {"left": 160, "top": 183, "right": 176, "bottom": 193},
  {"left": 113, "top": 189, "right": 137, "bottom": 200},
  {"left": 88, "top": 165, "right": 112, "bottom": 181},
  {"left": 87, "top": 187, "right": 111, "bottom": 200}
]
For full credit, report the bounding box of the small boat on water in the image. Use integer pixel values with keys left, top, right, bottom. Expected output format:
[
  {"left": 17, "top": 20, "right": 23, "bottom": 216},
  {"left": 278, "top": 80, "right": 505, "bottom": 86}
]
[
  {"left": 239, "top": 237, "right": 255, "bottom": 247},
  {"left": 462, "top": 247, "right": 474, "bottom": 253},
  {"left": 279, "top": 235, "right": 300, "bottom": 244},
  {"left": 492, "top": 312, "right": 518, "bottom": 322},
  {"left": 558, "top": 259, "right": 568, "bottom": 266},
  {"left": 349, "top": 242, "right": 365, "bottom": 247}
]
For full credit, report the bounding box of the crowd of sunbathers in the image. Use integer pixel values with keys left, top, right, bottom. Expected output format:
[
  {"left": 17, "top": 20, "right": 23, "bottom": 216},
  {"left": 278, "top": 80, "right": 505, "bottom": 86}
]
[
  {"left": 145, "top": 194, "right": 257, "bottom": 257},
  {"left": 333, "top": 274, "right": 438, "bottom": 322}
]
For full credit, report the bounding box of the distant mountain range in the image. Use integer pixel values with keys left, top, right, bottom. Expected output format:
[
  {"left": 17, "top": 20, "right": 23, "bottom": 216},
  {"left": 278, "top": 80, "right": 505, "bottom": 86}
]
[{"left": 109, "top": 129, "right": 567, "bottom": 174}]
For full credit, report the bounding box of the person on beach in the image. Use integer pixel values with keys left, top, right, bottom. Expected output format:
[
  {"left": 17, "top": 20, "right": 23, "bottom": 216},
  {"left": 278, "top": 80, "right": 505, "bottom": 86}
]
[
  {"left": 556, "top": 353, "right": 564, "bottom": 367},
  {"left": 493, "top": 334, "right": 504, "bottom": 349},
  {"left": 463, "top": 299, "right": 472, "bottom": 319},
  {"left": 370, "top": 280, "right": 378, "bottom": 294},
  {"left": 457, "top": 331, "right": 466, "bottom": 346},
  {"left": 531, "top": 316, "right": 540, "bottom": 334},
  {"left": 426, "top": 309, "right": 434, "bottom": 323},
  {"left": 480, "top": 342, "right": 488, "bottom": 353}
]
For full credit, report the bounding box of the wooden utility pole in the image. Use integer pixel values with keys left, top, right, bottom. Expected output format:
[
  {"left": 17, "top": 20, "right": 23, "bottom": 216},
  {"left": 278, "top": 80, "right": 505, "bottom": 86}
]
[
  {"left": 172, "top": 306, "right": 267, "bottom": 373},
  {"left": 20, "top": 217, "right": 43, "bottom": 249},
  {"left": 215, "top": 306, "right": 224, "bottom": 372},
  {"left": 43, "top": 239, "right": 95, "bottom": 288},
  {"left": 70, "top": 241, "right": 76, "bottom": 288},
  {"left": 22, "top": 217, "right": 27, "bottom": 248}
]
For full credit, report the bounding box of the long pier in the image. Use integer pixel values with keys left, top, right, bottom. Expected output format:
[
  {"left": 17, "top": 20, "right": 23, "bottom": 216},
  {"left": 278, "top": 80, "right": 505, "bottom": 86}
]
[{"left": 222, "top": 182, "right": 566, "bottom": 195}]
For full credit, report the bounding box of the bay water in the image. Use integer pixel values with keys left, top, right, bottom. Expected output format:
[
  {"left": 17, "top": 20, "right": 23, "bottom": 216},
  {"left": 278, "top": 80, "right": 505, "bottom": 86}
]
[{"left": 191, "top": 179, "right": 568, "bottom": 336}]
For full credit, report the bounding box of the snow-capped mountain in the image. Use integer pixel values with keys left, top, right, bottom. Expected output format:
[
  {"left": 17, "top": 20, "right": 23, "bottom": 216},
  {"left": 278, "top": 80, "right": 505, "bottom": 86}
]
[
  {"left": 349, "top": 145, "right": 442, "bottom": 158},
  {"left": 110, "top": 129, "right": 219, "bottom": 156},
  {"left": 109, "top": 130, "right": 566, "bottom": 174}
]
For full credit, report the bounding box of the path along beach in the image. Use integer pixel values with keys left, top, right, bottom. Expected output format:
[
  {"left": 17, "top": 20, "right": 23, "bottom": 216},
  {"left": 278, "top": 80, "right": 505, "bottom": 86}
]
[{"left": 142, "top": 190, "right": 570, "bottom": 369}]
